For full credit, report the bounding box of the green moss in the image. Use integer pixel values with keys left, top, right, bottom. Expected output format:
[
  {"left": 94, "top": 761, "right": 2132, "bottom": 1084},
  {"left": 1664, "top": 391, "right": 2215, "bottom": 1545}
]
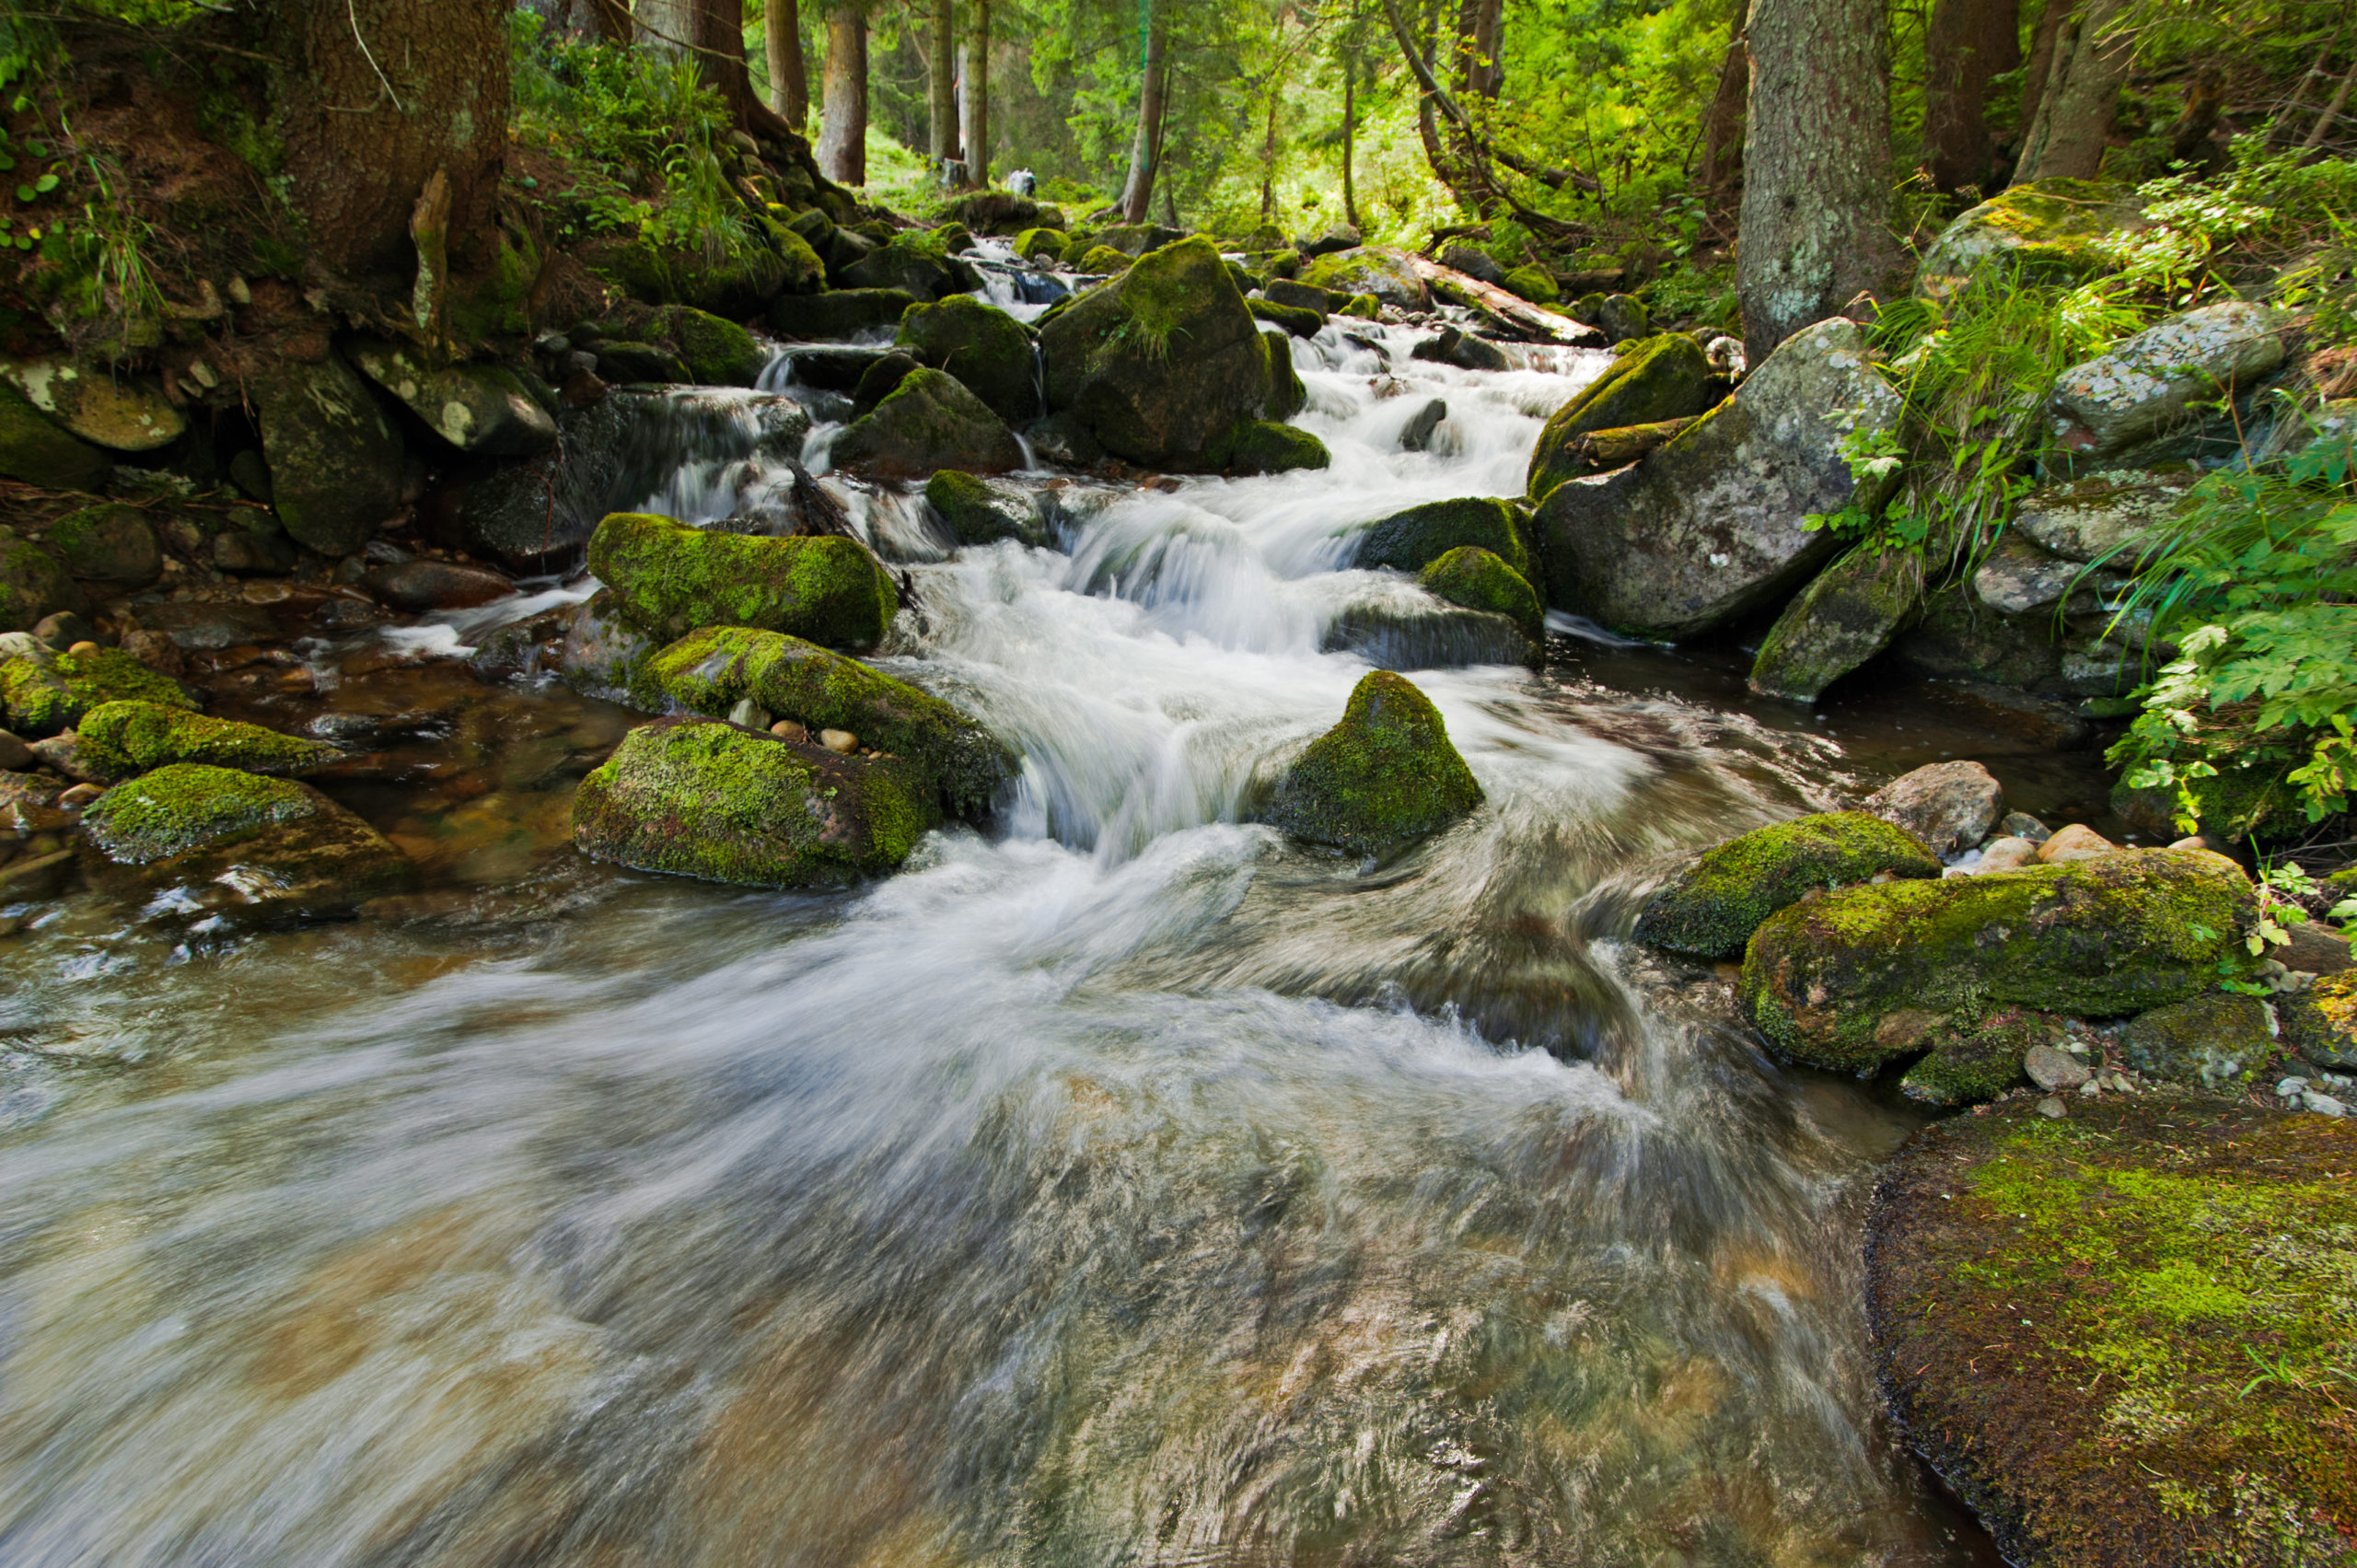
[
  {"left": 644, "top": 625, "right": 1016, "bottom": 816},
  {"left": 1200, "top": 420, "right": 1329, "bottom": 476},
  {"left": 1747, "top": 543, "right": 1926, "bottom": 703},
  {"left": 1248, "top": 298, "right": 1322, "bottom": 338},
  {"left": 0, "top": 383, "right": 110, "bottom": 493},
  {"left": 571, "top": 716, "right": 939, "bottom": 888},
  {"left": 1635, "top": 810, "right": 1941, "bottom": 959},
  {"left": 78, "top": 700, "right": 342, "bottom": 780},
  {"left": 1418, "top": 546, "right": 1543, "bottom": 639},
  {"left": 1014, "top": 227, "right": 1064, "bottom": 263},
  {"left": 1355, "top": 497, "right": 1532, "bottom": 579},
  {"left": 1739, "top": 850, "right": 2259, "bottom": 1074},
  {"left": 1338, "top": 293, "right": 1381, "bottom": 319},
  {"left": 1261, "top": 670, "right": 1483, "bottom": 855},
  {"left": 0, "top": 536, "right": 82, "bottom": 633},
  {"left": 1919, "top": 178, "right": 2137, "bottom": 294},
  {"left": 1897, "top": 1009, "right": 2050, "bottom": 1105},
  {"left": 1, "top": 646, "right": 194, "bottom": 737},
  {"left": 2281, "top": 970, "right": 2357, "bottom": 1070},
  {"left": 1501, "top": 265, "right": 1560, "bottom": 304},
  {"left": 1527, "top": 333, "right": 1716, "bottom": 501},
  {"left": 81, "top": 762, "right": 317, "bottom": 864},
  {"left": 831, "top": 367, "right": 1025, "bottom": 479},
  {"left": 2119, "top": 993, "right": 2276, "bottom": 1089},
  {"left": 1081, "top": 246, "right": 1135, "bottom": 275},
  {"left": 923, "top": 470, "right": 1048, "bottom": 547},
  {"left": 666, "top": 305, "right": 769, "bottom": 386},
  {"left": 1260, "top": 332, "right": 1306, "bottom": 422},
  {"left": 588, "top": 512, "right": 899, "bottom": 649},
  {"left": 1869, "top": 1095, "right": 2357, "bottom": 1567},
  {"left": 895, "top": 295, "right": 1040, "bottom": 424}
]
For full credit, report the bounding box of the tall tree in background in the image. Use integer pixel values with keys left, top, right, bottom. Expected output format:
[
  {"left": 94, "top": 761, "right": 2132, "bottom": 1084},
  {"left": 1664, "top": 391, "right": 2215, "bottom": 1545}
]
[
  {"left": 1118, "top": 0, "right": 1169, "bottom": 222},
  {"left": 1923, "top": 0, "right": 2018, "bottom": 191},
  {"left": 768, "top": 0, "right": 809, "bottom": 125},
  {"left": 636, "top": 0, "right": 695, "bottom": 52},
  {"left": 1736, "top": 0, "right": 1897, "bottom": 360},
  {"left": 2016, "top": 0, "right": 2131, "bottom": 180},
  {"left": 927, "top": 0, "right": 958, "bottom": 168},
  {"left": 1697, "top": 15, "right": 1747, "bottom": 205},
  {"left": 1340, "top": 45, "right": 1359, "bottom": 228},
  {"left": 958, "top": 1, "right": 991, "bottom": 186},
  {"left": 818, "top": 0, "right": 869, "bottom": 183},
  {"left": 1452, "top": 0, "right": 1503, "bottom": 98}
]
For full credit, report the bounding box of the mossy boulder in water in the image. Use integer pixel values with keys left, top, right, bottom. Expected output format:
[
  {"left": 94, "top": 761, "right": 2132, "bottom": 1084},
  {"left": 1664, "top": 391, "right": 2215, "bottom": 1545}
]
[
  {"left": 1866, "top": 1092, "right": 2357, "bottom": 1567},
  {"left": 1738, "top": 848, "right": 2257, "bottom": 1075},
  {"left": 0, "top": 380, "right": 112, "bottom": 491},
  {"left": 840, "top": 230, "right": 975, "bottom": 301},
  {"left": 895, "top": 295, "right": 1040, "bottom": 424},
  {"left": 663, "top": 306, "right": 771, "bottom": 386},
  {"left": 573, "top": 715, "right": 938, "bottom": 889},
  {"left": 1, "top": 639, "right": 193, "bottom": 737},
  {"left": 252, "top": 351, "right": 405, "bottom": 557},
  {"left": 0, "top": 532, "right": 87, "bottom": 632},
  {"left": 1260, "top": 333, "right": 1306, "bottom": 422},
  {"left": 924, "top": 470, "right": 1055, "bottom": 548},
  {"left": 2282, "top": 969, "right": 2357, "bottom": 1070},
  {"left": 1299, "top": 247, "right": 1430, "bottom": 311},
  {"left": 78, "top": 763, "right": 415, "bottom": 926},
  {"left": 1039, "top": 237, "right": 1288, "bottom": 470},
  {"left": 1260, "top": 670, "right": 1483, "bottom": 855},
  {"left": 77, "top": 700, "right": 342, "bottom": 780},
  {"left": 831, "top": 367, "right": 1025, "bottom": 480},
  {"left": 766, "top": 289, "right": 918, "bottom": 342},
  {"left": 1417, "top": 546, "right": 1542, "bottom": 639},
  {"left": 1525, "top": 333, "right": 1716, "bottom": 502},
  {"left": 2119, "top": 992, "right": 2275, "bottom": 1090},
  {"left": 1635, "top": 810, "right": 1942, "bottom": 959},
  {"left": 1747, "top": 543, "right": 1925, "bottom": 703},
  {"left": 1200, "top": 419, "right": 1329, "bottom": 476},
  {"left": 645, "top": 625, "right": 1016, "bottom": 817},
  {"left": 1355, "top": 497, "right": 1531, "bottom": 579},
  {"left": 588, "top": 512, "right": 899, "bottom": 649},
  {"left": 1913, "top": 178, "right": 2144, "bottom": 298}
]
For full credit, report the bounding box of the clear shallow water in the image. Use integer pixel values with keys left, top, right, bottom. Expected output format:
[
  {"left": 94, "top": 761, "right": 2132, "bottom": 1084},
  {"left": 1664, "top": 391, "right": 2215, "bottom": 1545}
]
[{"left": 0, "top": 313, "right": 2015, "bottom": 1565}]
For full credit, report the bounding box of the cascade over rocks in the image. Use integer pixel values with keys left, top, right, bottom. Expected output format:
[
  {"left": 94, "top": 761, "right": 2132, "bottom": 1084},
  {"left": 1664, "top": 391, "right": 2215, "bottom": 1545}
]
[
  {"left": 924, "top": 470, "right": 1056, "bottom": 547},
  {"left": 831, "top": 367, "right": 1025, "bottom": 479},
  {"left": 1533, "top": 319, "right": 1903, "bottom": 639},
  {"left": 1525, "top": 333, "right": 1717, "bottom": 502},
  {"left": 588, "top": 512, "right": 899, "bottom": 649},
  {"left": 1260, "top": 670, "right": 1483, "bottom": 855},
  {"left": 1635, "top": 811, "right": 1943, "bottom": 959},
  {"left": 252, "top": 350, "right": 406, "bottom": 558},
  {"left": 1417, "top": 547, "right": 1542, "bottom": 639}
]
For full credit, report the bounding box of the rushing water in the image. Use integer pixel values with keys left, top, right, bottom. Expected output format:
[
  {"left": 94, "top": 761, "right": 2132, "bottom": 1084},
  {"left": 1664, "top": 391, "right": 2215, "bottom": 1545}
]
[{"left": 0, "top": 303, "right": 2045, "bottom": 1565}]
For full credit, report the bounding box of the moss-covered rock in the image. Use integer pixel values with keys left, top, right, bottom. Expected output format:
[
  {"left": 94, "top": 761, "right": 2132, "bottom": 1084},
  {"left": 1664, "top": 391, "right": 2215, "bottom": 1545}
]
[
  {"left": 1896, "top": 1008, "right": 2051, "bottom": 1105},
  {"left": 1260, "top": 670, "right": 1483, "bottom": 855},
  {"left": 78, "top": 763, "right": 415, "bottom": 925},
  {"left": 841, "top": 229, "right": 974, "bottom": 300},
  {"left": 2119, "top": 992, "right": 2276, "bottom": 1090},
  {"left": 2282, "top": 970, "right": 2357, "bottom": 1070},
  {"left": 1500, "top": 265, "right": 1560, "bottom": 306},
  {"left": 0, "top": 533, "right": 87, "bottom": 633},
  {"left": 0, "top": 356, "right": 182, "bottom": 451},
  {"left": 1260, "top": 333, "right": 1308, "bottom": 424},
  {"left": 44, "top": 504, "right": 161, "bottom": 587},
  {"left": 1076, "top": 246, "right": 1134, "bottom": 275},
  {"left": 831, "top": 367, "right": 1026, "bottom": 480},
  {"left": 924, "top": 470, "right": 1054, "bottom": 548},
  {"left": 1, "top": 642, "right": 194, "bottom": 737},
  {"left": 1355, "top": 496, "right": 1531, "bottom": 579},
  {"left": 1417, "top": 546, "right": 1542, "bottom": 639},
  {"left": 596, "top": 236, "right": 799, "bottom": 316},
  {"left": 1200, "top": 419, "right": 1329, "bottom": 476},
  {"left": 1014, "top": 226, "right": 1065, "bottom": 263},
  {"left": 645, "top": 625, "right": 1015, "bottom": 816},
  {"left": 252, "top": 351, "right": 405, "bottom": 557},
  {"left": 1636, "top": 811, "right": 1942, "bottom": 959},
  {"left": 662, "top": 306, "right": 772, "bottom": 386},
  {"left": 588, "top": 512, "right": 899, "bottom": 649},
  {"left": 1747, "top": 544, "right": 1925, "bottom": 703},
  {"left": 1338, "top": 293, "right": 1382, "bottom": 320},
  {"left": 573, "top": 715, "right": 938, "bottom": 888},
  {"left": 895, "top": 294, "right": 1041, "bottom": 424},
  {"left": 1248, "top": 297, "right": 1323, "bottom": 338},
  {"left": 347, "top": 340, "right": 560, "bottom": 457},
  {"left": 0, "top": 381, "right": 113, "bottom": 491},
  {"left": 1914, "top": 177, "right": 2144, "bottom": 298},
  {"left": 1867, "top": 1092, "right": 2357, "bottom": 1567},
  {"left": 1300, "top": 247, "right": 1430, "bottom": 311},
  {"left": 1526, "top": 333, "right": 1716, "bottom": 502},
  {"left": 1039, "top": 237, "right": 1289, "bottom": 470},
  {"left": 1264, "top": 278, "right": 1342, "bottom": 314},
  {"left": 77, "top": 700, "right": 342, "bottom": 780},
  {"left": 765, "top": 289, "right": 919, "bottom": 342},
  {"left": 1739, "top": 848, "right": 2258, "bottom": 1074},
  {"left": 850, "top": 351, "right": 921, "bottom": 414}
]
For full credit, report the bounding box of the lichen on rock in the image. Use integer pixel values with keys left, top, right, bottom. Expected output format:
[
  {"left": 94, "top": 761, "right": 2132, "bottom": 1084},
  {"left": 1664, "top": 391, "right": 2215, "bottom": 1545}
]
[
  {"left": 1634, "top": 810, "right": 1941, "bottom": 959},
  {"left": 1260, "top": 670, "right": 1483, "bottom": 855},
  {"left": 2282, "top": 969, "right": 2357, "bottom": 1071}
]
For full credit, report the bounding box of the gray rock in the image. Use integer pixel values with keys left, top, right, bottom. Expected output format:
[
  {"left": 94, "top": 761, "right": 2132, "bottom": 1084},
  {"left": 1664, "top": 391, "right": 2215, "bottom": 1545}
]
[
  {"left": 45, "top": 504, "right": 161, "bottom": 587},
  {"left": 560, "top": 589, "right": 660, "bottom": 708},
  {"left": 1999, "top": 811, "right": 2051, "bottom": 842},
  {"left": 253, "top": 352, "right": 405, "bottom": 557},
  {"left": 1913, "top": 178, "right": 2144, "bottom": 298},
  {"left": 2119, "top": 993, "right": 2273, "bottom": 1090},
  {"left": 0, "top": 356, "right": 184, "bottom": 451},
  {"left": 1411, "top": 327, "right": 1511, "bottom": 374},
  {"left": 2024, "top": 1041, "right": 2092, "bottom": 1092},
  {"left": 2011, "top": 470, "right": 2195, "bottom": 563},
  {"left": 1299, "top": 247, "right": 1429, "bottom": 311},
  {"left": 2302, "top": 1090, "right": 2349, "bottom": 1118},
  {"left": 1298, "top": 223, "right": 1364, "bottom": 259},
  {"left": 119, "top": 599, "right": 281, "bottom": 651},
  {"left": 1747, "top": 544, "right": 1923, "bottom": 703},
  {"left": 1863, "top": 760, "right": 2004, "bottom": 858},
  {"left": 1533, "top": 319, "right": 1902, "bottom": 639},
  {"left": 348, "top": 341, "right": 560, "bottom": 459},
  {"left": 214, "top": 525, "right": 300, "bottom": 576},
  {"left": 1971, "top": 532, "right": 2088, "bottom": 614},
  {"left": 1399, "top": 398, "right": 1447, "bottom": 452},
  {"left": 1437, "top": 245, "right": 1507, "bottom": 286},
  {"left": 831, "top": 368, "right": 1024, "bottom": 480},
  {"left": 0, "top": 728, "right": 31, "bottom": 771},
  {"left": 0, "top": 531, "right": 87, "bottom": 633},
  {"left": 30, "top": 611, "right": 99, "bottom": 651},
  {"left": 2051, "top": 301, "right": 2289, "bottom": 461}
]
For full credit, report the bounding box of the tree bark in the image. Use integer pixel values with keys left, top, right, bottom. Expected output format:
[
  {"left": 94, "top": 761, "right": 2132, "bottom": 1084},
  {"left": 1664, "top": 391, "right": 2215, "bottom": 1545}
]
[
  {"left": 958, "top": 0, "right": 991, "bottom": 186},
  {"left": 767, "top": 0, "right": 808, "bottom": 124},
  {"left": 2015, "top": 0, "right": 2131, "bottom": 181},
  {"left": 1260, "top": 65, "right": 1282, "bottom": 219},
  {"left": 1924, "top": 0, "right": 2018, "bottom": 192},
  {"left": 1452, "top": 0, "right": 1502, "bottom": 99},
  {"left": 1118, "top": 0, "right": 1168, "bottom": 223},
  {"left": 1698, "top": 18, "right": 1747, "bottom": 199},
  {"left": 817, "top": 0, "right": 868, "bottom": 185},
  {"left": 1341, "top": 49, "right": 1358, "bottom": 228},
  {"left": 926, "top": 0, "right": 957, "bottom": 165},
  {"left": 1736, "top": 0, "right": 1898, "bottom": 363},
  {"left": 273, "top": 0, "right": 511, "bottom": 284},
  {"left": 636, "top": 0, "right": 696, "bottom": 52},
  {"left": 2014, "top": 0, "right": 2068, "bottom": 165}
]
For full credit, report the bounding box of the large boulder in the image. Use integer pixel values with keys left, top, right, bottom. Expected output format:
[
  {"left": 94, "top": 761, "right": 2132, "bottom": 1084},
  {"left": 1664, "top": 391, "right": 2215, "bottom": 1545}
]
[
  {"left": 1354, "top": 497, "right": 1531, "bottom": 579},
  {"left": 1302, "top": 247, "right": 1429, "bottom": 311},
  {"left": 1038, "top": 237, "right": 1284, "bottom": 470},
  {"left": 78, "top": 763, "right": 416, "bottom": 925},
  {"left": 1532, "top": 319, "right": 1903, "bottom": 639},
  {"left": 830, "top": 367, "right": 1025, "bottom": 479},
  {"left": 1747, "top": 544, "right": 1923, "bottom": 703},
  {"left": 0, "top": 532, "right": 87, "bottom": 633},
  {"left": 840, "top": 231, "right": 976, "bottom": 301},
  {"left": 1200, "top": 419, "right": 1329, "bottom": 476},
  {"left": 0, "top": 381, "right": 111, "bottom": 491},
  {"left": 935, "top": 191, "right": 1060, "bottom": 235},
  {"left": 2011, "top": 470, "right": 2195, "bottom": 563},
  {"left": 588, "top": 512, "right": 898, "bottom": 649},
  {"left": 0, "top": 356, "right": 183, "bottom": 451},
  {"left": 1531, "top": 338, "right": 1721, "bottom": 498},
  {"left": 766, "top": 289, "right": 918, "bottom": 342},
  {"left": 1260, "top": 670, "right": 1482, "bottom": 855},
  {"left": 1738, "top": 848, "right": 2256, "bottom": 1074},
  {"left": 77, "top": 700, "right": 342, "bottom": 780},
  {"left": 2051, "top": 300, "right": 2289, "bottom": 463},
  {"left": 1862, "top": 760, "right": 2003, "bottom": 858},
  {"left": 645, "top": 625, "right": 1016, "bottom": 816},
  {"left": 895, "top": 295, "right": 1040, "bottom": 424},
  {"left": 1867, "top": 1094, "right": 2357, "bottom": 1568},
  {"left": 588, "top": 234, "right": 807, "bottom": 317},
  {"left": 0, "top": 637, "right": 192, "bottom": 736},
  {"left": 2118, "top": 992, "right": 2275, "bottom": 1090},
  {"left": 1913, "top": 177, "right": 2144, "bottom": 298},
  {"left": 1634, "top": 811, "right": 1942, "bottom": 959},
  {"left": 572, "top": 715, "right": 938, "bottom": 889},
  {"left": 44, "top": 504, "right": 162, "bottom": 587},
  {"left": 347, "top": 340, "right": 558, "bottom": 458},
  {"left": 253, "top": 351, "right": 406, "bottom": 557}
]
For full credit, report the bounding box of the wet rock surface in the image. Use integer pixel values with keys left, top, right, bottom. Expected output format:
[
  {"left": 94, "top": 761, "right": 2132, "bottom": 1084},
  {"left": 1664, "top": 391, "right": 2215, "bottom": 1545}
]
[
  {"left": 1635, "top": 810, "right": 1942, "bottom": 959},
  {"left": 1259, "top": 670, "right": 1482, "bottom": 855}
]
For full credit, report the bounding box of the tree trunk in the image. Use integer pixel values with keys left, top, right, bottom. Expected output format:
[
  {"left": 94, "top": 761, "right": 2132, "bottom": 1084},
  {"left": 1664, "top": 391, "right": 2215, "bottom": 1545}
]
[
  {"left": 1924, "top": 0, "right": 2018, "bottom": 192},
  {"left": 767, "top": 0, "right": 808, "bottom": 124},
  {"left": 1341, "top": 50, "right": 1358, "bottom": 228},
  {"left": 817, "top": 0, "right": 868, "bottom": 185},
  {"left": 1736, "top": 0, "right": 1898, "bottom": 363},
  {"left": 958, "top": 0, "right": 991, "bottom": 187},
  {"left": 636, "top": 0, "right": 695, "bottom": 52},
  {"left": 273, "top": 0, "right": 511, "bottom": 284},
  {"left": 681, "top": 0, "right": 803, "bottom": 142},
  {"left": 1453, "top": 0, "right": 1502, "bottom": 99},
  {"left": 926, "top": 0, "right": 957, "bottom": 165},
  {"left": 1698, "top": 19, "right": 1747, "bottom": 199},
  {"left": 2014, "top": 0, "right": 2068, "bottom": 166},
  {"left": 1260, "top": 64, "right": 1282, "bottom": 219},
  {"left": 2015, "top": 0, "right": 2131, "bottom": 181},
  {"left": 1117, "top": 0, "right": 1167, "bottom": 223}
]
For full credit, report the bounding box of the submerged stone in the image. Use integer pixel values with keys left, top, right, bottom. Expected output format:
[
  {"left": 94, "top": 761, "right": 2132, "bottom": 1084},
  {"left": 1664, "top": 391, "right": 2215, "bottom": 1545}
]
[
  {"left": 1635, "top": 811, "right": 1942, "bottom": 959},
  {"left": 588, "top": 512, "right": 899, "bottom": 649},
  {"left": 1260, "top": 670, "right": 1483, "bottom": 856},
  {"left": 560, "top": 588, "right": 665, "bottom": 708},
  {"left": 1200, "top": 420, "right": 1329, "bottom": 476},
  {"left": 77, "top": 700, "right": 343, "bottom": 780}
]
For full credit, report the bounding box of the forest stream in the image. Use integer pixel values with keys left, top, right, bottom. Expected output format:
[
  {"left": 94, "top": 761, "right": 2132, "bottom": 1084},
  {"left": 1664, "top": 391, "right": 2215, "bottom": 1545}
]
[{"left": 0, "top": 308, "right": 2133, "bottom": 1568}]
